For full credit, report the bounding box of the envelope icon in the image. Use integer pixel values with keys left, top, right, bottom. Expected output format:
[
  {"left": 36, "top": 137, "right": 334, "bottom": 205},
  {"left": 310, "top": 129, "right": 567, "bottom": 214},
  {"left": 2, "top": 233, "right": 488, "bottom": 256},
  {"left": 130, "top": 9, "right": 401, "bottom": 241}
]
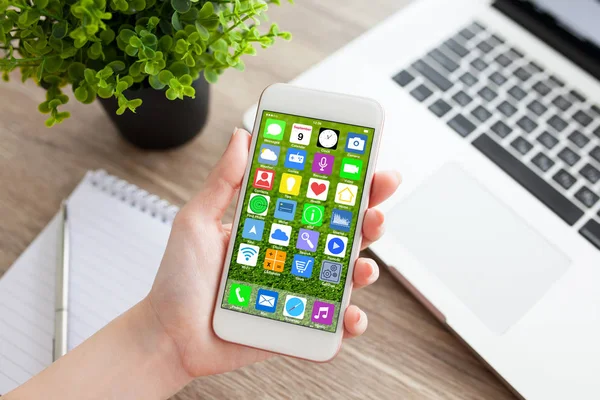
[
  {"left": 255, "top": 289, "right": 279, "bottom": 312},
  {"left": 259, "top": 295, "right": 276, "bottom": 307}
]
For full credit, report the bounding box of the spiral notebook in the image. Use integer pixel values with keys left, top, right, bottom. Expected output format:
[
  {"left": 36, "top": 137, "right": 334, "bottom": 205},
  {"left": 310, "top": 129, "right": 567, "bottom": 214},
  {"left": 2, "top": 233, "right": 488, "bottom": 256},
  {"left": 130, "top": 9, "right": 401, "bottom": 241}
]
[{"left": 0, "top": 170, "right": 179, "bottom": 393}]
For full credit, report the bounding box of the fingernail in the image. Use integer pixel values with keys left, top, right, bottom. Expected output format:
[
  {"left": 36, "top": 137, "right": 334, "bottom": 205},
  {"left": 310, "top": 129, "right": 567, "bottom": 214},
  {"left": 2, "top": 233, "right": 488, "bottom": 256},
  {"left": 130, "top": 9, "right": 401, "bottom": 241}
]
[
  {"left": 232, "top": 127, "right": 239, "bottom": 135},
  {"left": 356, "top": 310, "right": 362, "bottom": 324}
]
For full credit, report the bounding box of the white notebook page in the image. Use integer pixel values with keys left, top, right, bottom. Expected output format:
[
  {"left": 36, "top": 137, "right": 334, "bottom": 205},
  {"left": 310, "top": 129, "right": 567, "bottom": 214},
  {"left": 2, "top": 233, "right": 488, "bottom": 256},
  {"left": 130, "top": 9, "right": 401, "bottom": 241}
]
[{"left": 0, "top": 171, "right": 176, "bottom": 393}]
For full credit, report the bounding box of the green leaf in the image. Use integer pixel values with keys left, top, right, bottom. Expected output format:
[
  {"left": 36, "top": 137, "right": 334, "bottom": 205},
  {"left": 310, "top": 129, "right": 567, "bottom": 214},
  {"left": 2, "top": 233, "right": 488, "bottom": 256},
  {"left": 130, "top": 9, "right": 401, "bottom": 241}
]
[
  {"left": 107, "top": 60, "right": 126, "bottom": 72},
  {"left": 119, "top": 28, "right": 136, "bottom": 42},
  {"left": 165, "top": 88, "right": 178, "bottom": 100},
  {"left": 210, "top": 38, "right": 227, "bottom": 52},
  {"left": 128, "top": 62, "right": 142, "bottom": 76},
  {"left": 74, "top": 85, "right": 88, "bottom": 102},
  {"left": 141, "top": 47, "right": 155, "bottom": 59},
  {"left": 125, "top": 45, "right": 138, "bottom": 56},
  {"left": 148, "top": 74, "right": 165, "bottom": 90},
  {"left": 171, "top": 12, "right": 182, "bottom": 31},
  {"left": 197, "top": 1, "right": 213, "bottom": 19},
  {"left": 194, "top": 22, "right": 209, "bottom": 40},
  {"left": 44, "top": 55, "right": 63, "bottom": 73},
  {"left": 141, "top": 34, "right": 157, "bottom": 48},
  {"left": 203, "top": 67, "right": 218, "bottom": 84},
  {"left": 51, "top": 21, "right": 68, "bottom": 39},
  {"left": 99, "top": 28, "right": 115, "bottom": 44},
  {"left": 34, "top": 0, "right": 49, "bottom": 9},
  {"left": 169, "top": 61, "right": 189, "bottom": 77},
  {"left": 158, "top": 35, "right": 173, "bottom": 52},
  {"left": 179, "top": 8, "right": 197, "bottom": 22},
  {"left": 97, "top": 86, "right": 114, "bottom": 98},
  {"left": 38, "top": 101, "right": 51, "bottom": 113},
  {"left": 171, "top": 0, "right": 190, "bottom": 13},
  {"left": 158, "top": 70, "right": 173, "bottom": 84},
  {"left": 159, "top": 20, "right": 173, "bottom": 35},
  {"left": 129, "top": 36, "right": 143, "bottom": 48},
  {"left": 68, "top": 62, "right": 86, "bottom": 81},
  {"left": 179, "top": 74, "right": 192, "bottom": 86},
  {"left": 233, "top": 59, "right": 245, "bottom": 71}
]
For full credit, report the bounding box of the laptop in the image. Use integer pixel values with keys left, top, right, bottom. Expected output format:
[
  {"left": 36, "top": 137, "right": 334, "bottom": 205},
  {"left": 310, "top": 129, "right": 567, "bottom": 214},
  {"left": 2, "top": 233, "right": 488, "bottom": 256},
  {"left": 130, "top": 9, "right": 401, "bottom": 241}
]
[{"left": 243, "top": 0, "right": 600, "bottom": 398}]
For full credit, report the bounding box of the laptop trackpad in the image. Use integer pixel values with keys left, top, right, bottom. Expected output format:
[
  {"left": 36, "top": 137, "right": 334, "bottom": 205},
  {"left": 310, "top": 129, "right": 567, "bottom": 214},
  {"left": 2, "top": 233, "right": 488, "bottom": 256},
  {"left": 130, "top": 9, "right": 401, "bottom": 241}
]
[{"left": 388, "top": 163, "right": 570, "bottom": 334}]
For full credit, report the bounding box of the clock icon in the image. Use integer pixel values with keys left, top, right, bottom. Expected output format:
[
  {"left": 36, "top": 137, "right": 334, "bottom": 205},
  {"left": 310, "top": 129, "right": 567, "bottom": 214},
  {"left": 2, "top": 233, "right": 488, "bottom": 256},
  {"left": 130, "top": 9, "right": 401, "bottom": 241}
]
[
  {"left": 283, "top": 295, "right": 307, "bottom": 319},
  {"left": 317, "top": 127, "right": 339, "bottom": 149}
]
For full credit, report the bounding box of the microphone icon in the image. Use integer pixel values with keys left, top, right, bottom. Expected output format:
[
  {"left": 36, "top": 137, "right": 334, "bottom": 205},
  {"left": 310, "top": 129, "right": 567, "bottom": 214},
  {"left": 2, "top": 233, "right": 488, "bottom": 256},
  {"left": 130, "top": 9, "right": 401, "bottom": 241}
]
[{"left": 318, "top": 156, "right": 328, "bottom": 172}]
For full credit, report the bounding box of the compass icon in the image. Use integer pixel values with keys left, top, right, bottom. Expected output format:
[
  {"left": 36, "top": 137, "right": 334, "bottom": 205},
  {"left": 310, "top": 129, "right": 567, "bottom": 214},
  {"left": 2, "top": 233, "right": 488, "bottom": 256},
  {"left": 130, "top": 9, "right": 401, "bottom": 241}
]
[{"left": 283, "top": 295, "right": 307, "bottom": 319}]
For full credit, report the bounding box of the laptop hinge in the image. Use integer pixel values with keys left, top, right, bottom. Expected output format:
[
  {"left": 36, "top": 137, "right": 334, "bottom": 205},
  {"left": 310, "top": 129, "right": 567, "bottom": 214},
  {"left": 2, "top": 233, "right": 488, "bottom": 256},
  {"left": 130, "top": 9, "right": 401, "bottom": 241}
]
[{"left": 492, "top": 0, "right": 600, "bottom": 82}]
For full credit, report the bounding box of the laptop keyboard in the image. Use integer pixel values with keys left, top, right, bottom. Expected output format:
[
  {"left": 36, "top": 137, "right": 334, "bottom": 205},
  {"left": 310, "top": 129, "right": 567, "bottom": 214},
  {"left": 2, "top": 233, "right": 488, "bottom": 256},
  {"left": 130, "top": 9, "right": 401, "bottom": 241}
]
[{"left": 392, "top": 21, "right": 600, "bottom": 251}]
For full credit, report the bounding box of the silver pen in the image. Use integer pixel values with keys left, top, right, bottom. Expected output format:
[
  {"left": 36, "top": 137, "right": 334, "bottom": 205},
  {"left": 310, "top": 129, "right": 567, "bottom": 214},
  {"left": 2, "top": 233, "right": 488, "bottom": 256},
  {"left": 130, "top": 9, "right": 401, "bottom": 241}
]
[{"left": 53, "top": 200, "right": 70, "bottom": 361}]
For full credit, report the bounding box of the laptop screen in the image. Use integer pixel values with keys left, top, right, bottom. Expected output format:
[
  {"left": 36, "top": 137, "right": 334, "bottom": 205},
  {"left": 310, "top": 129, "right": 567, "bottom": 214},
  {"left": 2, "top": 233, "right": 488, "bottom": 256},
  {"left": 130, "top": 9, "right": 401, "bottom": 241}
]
[{"left": 529, "top": 0, "right": 600, "bottom": 49}]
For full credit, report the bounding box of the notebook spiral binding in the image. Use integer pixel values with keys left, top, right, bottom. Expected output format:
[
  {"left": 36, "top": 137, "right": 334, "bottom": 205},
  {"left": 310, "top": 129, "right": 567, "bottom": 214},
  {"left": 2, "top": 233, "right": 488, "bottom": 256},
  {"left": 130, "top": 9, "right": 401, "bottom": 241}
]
[{"left": 86, "top": 169, "right": 180, "bottom": 224}]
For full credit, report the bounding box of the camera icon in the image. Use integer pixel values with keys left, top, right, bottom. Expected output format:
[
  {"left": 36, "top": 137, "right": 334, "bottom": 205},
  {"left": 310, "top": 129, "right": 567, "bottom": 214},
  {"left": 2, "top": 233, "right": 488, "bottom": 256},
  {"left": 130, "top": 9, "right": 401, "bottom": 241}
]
[{"left": 345, "top": 133, "right": 368, "bottom": 154}]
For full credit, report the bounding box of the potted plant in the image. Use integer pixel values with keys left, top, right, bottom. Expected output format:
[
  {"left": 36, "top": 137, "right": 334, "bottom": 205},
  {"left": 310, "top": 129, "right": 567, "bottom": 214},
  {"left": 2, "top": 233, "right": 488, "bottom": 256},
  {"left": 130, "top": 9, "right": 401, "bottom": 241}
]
[{"left": 0, "top": 0, "right": 291, "bottom": 149}]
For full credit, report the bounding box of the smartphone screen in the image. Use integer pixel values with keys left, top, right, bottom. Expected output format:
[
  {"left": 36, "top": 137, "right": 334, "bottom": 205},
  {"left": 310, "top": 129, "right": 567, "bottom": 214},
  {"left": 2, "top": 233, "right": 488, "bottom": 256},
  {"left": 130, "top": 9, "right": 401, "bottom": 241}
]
[{"left": 220, "top": 110, "right": 375, "bottom": 332}]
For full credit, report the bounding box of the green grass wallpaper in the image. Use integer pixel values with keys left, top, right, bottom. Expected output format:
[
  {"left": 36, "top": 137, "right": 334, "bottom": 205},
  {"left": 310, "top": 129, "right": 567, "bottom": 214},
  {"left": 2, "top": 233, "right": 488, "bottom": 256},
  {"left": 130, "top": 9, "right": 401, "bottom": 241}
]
[{"left": 221, "top": 110, "right": 375, "bottom": 332}]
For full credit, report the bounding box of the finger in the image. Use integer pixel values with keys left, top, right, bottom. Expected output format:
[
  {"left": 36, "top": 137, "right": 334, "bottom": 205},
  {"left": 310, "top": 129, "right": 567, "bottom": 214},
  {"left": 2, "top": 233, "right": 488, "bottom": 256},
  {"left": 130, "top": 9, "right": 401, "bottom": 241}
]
[
  {"left": 361, "top": 208, "right": 385, "bottom": 250},
  {"left": 352, "top": 258, "right": 379, "bottom": 290},
  {"left": 343, "top": 305, "right": 368, "bottom": 338},
  {"left": 369, "top": 171, "right": 402, "bottom": 208},
  {"left": 186, "top": 128, "right": 252, "bottom": 220}
]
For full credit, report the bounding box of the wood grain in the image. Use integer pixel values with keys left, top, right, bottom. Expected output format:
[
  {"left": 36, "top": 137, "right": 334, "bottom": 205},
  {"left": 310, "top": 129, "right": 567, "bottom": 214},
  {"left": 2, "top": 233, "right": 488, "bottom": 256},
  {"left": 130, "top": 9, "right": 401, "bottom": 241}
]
[{"left": 0, "top": 0, "right": 516, "bottom": 398}]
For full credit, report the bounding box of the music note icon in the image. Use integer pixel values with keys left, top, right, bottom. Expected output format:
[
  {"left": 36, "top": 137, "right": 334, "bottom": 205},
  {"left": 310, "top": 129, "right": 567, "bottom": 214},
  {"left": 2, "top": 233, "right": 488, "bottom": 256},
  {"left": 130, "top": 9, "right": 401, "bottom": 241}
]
[{"left": 310, "top": 301, "right": 335, "bottom": 325}]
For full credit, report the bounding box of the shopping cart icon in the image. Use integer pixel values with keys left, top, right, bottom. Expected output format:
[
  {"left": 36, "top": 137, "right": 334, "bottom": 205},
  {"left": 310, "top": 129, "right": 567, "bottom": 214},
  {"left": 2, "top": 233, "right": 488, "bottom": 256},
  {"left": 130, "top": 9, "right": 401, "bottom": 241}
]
[{"left": 292, "top": 254, "right": 314, "bottom": 278}]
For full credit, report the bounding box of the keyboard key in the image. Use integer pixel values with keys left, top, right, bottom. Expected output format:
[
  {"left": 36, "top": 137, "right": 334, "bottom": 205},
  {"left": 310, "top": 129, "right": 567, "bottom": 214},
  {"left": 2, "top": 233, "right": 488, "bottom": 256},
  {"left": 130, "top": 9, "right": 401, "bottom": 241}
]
[
  {"left": 444, "top": 38, "right": 469, "bottom": 57},
  {"left": 594, "top": 127, "right": 600, "bottom": 140},
  {"left": 489, "top": 72, "right": 507, "bottom": 86},
  {"left": 527, "top": 100, "right": 547, "bottom": 116},
  {"left": 410, "top": 84, "right": 433, "bottom": 102},
  {"left": 498, "top": 101, "right": 517, "bottom": 117},
  {"left": 531, "top": 152, "right": 555, "bottom": 172},
  {"left": 459, "top": 28, "right": 475, "bottom": 40},
  {"left": 552, "top": 95, "right": 572, "bottom": 112},
  {"left": 491, "top": 120, "right": 512, "bottom": 138},
  {"left": 569, "top": 90, "right": 586, "bottom": 102},
  {"left": 478, "top": 87, "right": 497, "bottom": 102},
  {"left": 575, "top": 187, "right": 599, "bottom": 208},
  {"left": 580, "top": 219, "right": 600, "bottom": 251},
  {"left": 428, "top": 49, "right": 459, "bottom": 73},
  {"left": 447, "top": 114, "right": 476, "bottom": 137},
  {"left": 537, "top": 131, "right": 559, "bottom": 149},
  {"left": 591, "top": 146, "right": 600, "bottom": 163},
  {"left": 547, "top": 115, "right": 568, "bottom": 132},
  {"left": 508, "top": 85, "right": 527, "bottom": 100},
  {"left": 557, "top": 147, "right": 581, "bottom": 166},
  {"left": 508, "top": 48, "right": 524, "bottom": 59},
  {"left": 514, "top": 67, "right": 532, "bottom": 81},
  {"left": 511, "top": 137, "right": 533, "bottom": 155},
  {"left": 489, "top": 34, "right": 505, "bottom": 45},
  {"left": 590, "top": 104, "right": 600, "bottom": 116},
  {"left": 471, "top": 58, "right": 488, "bottom": 72},
  {"left": 573, "top": 110, "right": 593, "bottom": 127},
  {"left": 470, "top": 21, "right": 486, "bottom": 32},
  {"left": 412, "top": 60, "right": 452, "bottom": 91},
  {"left": 476, "top": 40, "right": 493, "bottom": 53},
  {"left": 580, "top": 164, "right": 600, "bottom": 184},
  {"left": 428, "top": 99, "right": 452, "bottom": 117},
  {"left": 459, "top": 72, "right": 477, "bottom": 87},
  {"left": 568, "top": 130, "right": 590, "bottom": 148},
  {"left": 532, "top": 81, "right": 551, "bottom": 96},
  {"left": 548, "top": 75, "right": 565, "bottom": 87},
  {"left": 527, "top": 61, "right": 544, "bottom": 73},
  {"left": 392, "top": 70, "right": 414, "bottom": 87},
  {"left": 552, "top": 169, "right": 576, "bottom": 189},
  {"left": 472, "top": 134, "right": 583, "bottom": 225},
  {"left": 452, "top": 91, "right": 473, "bottom": 107},
  {"left": 471, "top": 105, "right": 492, "bottom": 122},
  {"left": 517, "top": 116, "right": 538, "bottom": 133},
  {"left": 495, "top": 53, "right": 512, "bottom": 67}
]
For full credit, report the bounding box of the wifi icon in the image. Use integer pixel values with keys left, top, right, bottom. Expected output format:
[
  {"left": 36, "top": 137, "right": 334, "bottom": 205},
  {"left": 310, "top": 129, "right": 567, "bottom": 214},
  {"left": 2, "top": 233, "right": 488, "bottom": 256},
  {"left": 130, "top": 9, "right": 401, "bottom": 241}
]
[{"left": 236, "top": 243, "right": 260, "bottom": 266}]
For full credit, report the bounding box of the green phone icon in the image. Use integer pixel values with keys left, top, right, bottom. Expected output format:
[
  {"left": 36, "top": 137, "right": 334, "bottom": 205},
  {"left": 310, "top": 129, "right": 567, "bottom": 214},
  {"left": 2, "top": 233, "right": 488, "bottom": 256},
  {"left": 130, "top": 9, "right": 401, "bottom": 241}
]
[
  {"left": 228, "top": 283, "right": 251, "bottom": 307},
  {"left": 263, "top": 119, "right": 286, "bottom": 140},
  {"left": 301, "top": 204, "right": 325, "bottom": 226},
  {"left": 340, "top": 158, "right": 363, "bottom": 180}
]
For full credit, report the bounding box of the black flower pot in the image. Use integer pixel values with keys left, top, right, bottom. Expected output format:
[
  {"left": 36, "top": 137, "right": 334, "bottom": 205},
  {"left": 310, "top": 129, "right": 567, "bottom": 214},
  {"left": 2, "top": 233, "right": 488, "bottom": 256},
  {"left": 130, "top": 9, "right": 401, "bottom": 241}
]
[{"left": 98, "top": 77, "right": 209, "bottom": 150}]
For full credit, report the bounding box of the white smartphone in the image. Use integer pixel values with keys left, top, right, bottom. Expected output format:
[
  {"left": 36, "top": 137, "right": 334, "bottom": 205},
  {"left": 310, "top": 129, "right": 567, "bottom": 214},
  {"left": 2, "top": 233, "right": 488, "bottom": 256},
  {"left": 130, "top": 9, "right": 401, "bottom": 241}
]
[{"left": 213, "top": 84, "right": 384, "bottom": 361}]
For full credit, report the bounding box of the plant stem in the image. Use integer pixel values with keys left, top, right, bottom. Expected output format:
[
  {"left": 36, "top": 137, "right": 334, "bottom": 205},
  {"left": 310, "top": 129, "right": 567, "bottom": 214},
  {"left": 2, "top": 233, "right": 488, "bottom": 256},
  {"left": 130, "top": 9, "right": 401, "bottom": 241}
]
[{"left": 207, "top": 4, "right": 265, "bottom": 47}]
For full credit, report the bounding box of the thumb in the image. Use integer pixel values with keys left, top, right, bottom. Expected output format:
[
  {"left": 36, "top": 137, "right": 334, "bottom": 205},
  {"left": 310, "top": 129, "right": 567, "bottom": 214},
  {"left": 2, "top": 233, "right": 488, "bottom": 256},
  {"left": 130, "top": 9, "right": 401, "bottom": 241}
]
[{"left": 185, "top": 128, "right": 252, "bottom": 221}]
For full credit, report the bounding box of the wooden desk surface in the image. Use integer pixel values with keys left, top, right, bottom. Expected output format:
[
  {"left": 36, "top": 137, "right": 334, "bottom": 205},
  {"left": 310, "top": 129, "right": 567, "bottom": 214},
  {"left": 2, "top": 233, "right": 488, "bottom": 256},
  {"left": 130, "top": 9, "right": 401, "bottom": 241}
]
[{"left": 0, "top": 0, "right": 516, "bottom": 398}]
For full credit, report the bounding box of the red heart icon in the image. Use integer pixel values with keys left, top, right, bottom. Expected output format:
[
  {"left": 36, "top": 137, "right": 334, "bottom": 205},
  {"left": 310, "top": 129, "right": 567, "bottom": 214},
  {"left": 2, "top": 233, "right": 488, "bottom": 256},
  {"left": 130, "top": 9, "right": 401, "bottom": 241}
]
[{"left": 310, "top": 182, "right": 326, "bottom": 196}]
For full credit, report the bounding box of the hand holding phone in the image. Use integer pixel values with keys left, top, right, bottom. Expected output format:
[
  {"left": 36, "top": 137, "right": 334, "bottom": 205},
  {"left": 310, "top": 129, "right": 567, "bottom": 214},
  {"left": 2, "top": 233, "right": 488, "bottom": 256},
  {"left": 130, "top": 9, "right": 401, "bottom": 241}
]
[{"left": 213, "top": 84, "right": 387, "bottom": 361}]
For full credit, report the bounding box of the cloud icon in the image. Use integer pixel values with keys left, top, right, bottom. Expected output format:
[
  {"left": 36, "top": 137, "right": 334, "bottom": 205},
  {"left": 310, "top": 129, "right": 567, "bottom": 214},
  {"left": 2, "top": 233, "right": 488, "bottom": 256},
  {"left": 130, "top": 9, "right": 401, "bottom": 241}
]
[
  {"left": 271, "top": 228, "right": 289, "bottom": 241},
  {"left": 260, "top": 148, "right": 278, "bottom": 161}
]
